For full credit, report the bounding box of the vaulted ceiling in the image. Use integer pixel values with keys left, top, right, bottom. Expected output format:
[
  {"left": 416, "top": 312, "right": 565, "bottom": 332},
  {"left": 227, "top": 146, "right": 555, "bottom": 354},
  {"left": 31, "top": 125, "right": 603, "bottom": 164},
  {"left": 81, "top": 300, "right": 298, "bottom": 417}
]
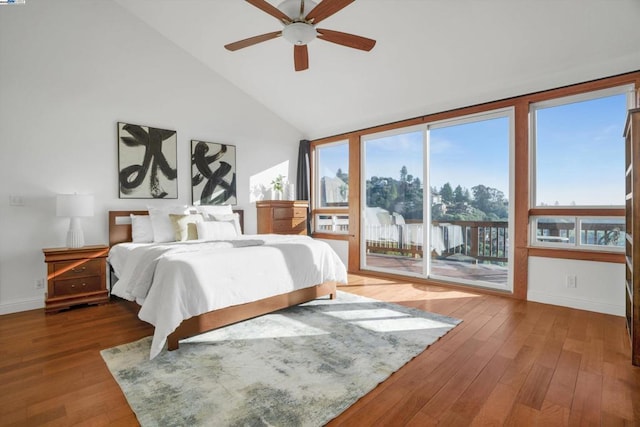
[{"left": 115, "top": 0, "right": 640, "bottom": 139}]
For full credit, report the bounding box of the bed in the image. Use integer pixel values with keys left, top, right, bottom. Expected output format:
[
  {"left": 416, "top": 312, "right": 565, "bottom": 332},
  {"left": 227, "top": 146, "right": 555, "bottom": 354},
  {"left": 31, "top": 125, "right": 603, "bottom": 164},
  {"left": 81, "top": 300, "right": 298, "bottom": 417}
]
[{"left": 108, "top": 209, "right": 346, "bottom": 359}]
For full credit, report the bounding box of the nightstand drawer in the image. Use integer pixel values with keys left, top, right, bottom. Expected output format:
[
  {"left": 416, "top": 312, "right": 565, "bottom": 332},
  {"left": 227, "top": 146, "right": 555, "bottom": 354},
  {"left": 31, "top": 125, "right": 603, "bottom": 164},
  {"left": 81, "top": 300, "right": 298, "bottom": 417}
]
[
  {"left": 53, "top": 276, "right": 102, "bottom": 296},
  {"left": 273, "top": 219, "right": 306, "bottom": 234},
  {"left": 53, "top": 258, "right": 102, "bottom": 279},
  {"left": 273, "top": 207, "right": 306, "bottom": 220}
]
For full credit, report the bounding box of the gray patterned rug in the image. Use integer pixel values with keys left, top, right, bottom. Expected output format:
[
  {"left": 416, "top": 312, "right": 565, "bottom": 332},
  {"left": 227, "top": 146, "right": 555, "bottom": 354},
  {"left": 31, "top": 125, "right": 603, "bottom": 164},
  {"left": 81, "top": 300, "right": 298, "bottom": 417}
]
[{"left": 101, "top": 291, "right": 461, "bottom": 426}]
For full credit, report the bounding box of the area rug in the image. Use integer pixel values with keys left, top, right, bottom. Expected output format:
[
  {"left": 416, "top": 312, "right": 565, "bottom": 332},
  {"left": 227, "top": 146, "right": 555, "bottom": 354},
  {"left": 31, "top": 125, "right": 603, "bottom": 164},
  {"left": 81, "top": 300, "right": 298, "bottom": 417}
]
[{"left": 101, "top": 291, "right": 461, "bottom": 426}]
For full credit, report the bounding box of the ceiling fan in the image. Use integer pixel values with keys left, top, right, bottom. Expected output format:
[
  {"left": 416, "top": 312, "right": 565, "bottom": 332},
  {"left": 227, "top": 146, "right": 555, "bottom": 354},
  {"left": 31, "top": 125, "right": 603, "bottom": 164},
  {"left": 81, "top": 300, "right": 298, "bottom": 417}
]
[{"left": 224, "top": 0, "right": 376, "bottom": 71}]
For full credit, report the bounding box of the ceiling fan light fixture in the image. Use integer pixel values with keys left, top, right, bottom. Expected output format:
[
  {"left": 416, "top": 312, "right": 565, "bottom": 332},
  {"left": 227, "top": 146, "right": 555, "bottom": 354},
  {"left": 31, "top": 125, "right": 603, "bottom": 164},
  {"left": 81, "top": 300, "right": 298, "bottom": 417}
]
[{"left": 282, "top": 22, "right": 317, "bottom": 45}]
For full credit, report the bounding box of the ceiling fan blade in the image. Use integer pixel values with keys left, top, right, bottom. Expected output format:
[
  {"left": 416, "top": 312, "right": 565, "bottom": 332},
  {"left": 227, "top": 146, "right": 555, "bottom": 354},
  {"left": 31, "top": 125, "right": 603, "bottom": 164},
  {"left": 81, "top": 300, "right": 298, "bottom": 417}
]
[
  {"left": 305, "top": 0, "right": 354, "bottom": 24},
  {"left": 224, "top": 31, "right": 282, "bottom": 51},
  {"left": 316, "top": 28, "right": 376, "bottom": 51},
  {"left": 245, "top": 0, "right": 291, "bottom": 23},
  {"left": 294, "top": 45, "right": 309, "bottom": 71}
]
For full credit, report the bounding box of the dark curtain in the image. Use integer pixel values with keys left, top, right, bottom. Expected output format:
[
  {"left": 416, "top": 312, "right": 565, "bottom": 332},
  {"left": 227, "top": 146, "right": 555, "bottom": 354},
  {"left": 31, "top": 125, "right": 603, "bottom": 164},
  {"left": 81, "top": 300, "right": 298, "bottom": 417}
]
[{"left": 296, "top": 139, "right": 311, "bottom": 233}]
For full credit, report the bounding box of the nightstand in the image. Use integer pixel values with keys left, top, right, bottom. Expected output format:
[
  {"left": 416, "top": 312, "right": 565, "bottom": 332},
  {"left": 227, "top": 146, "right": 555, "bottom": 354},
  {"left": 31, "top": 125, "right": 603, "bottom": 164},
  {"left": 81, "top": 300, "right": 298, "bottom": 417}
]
[{"left": 42, "top": 245, "right": 109, "bottom": 313}]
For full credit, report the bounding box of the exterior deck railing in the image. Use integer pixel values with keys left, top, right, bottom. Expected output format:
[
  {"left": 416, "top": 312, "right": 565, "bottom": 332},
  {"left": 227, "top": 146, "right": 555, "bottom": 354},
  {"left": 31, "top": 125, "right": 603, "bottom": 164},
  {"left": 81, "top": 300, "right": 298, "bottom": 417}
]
[
  {"left": 365, "top": 220, "right": 509, "bottom": 264},
  {"left": 318, "top": 215, "right": 623, "bottom": 263}
]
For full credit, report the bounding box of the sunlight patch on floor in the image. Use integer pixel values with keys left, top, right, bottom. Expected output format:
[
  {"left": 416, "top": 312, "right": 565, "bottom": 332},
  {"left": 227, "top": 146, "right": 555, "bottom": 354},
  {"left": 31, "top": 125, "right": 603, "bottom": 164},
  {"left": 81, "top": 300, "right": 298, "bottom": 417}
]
[
  {"left": 353, "top": 317, "right": 454, "bottom": 333},
  {"left": 181, "top": 314, "right": 329, "bottom": 344}
]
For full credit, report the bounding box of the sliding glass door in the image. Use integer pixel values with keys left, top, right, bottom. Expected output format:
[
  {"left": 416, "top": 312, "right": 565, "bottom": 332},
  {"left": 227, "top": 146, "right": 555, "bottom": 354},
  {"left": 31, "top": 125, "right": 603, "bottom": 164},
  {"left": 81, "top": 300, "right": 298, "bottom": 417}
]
[
  {"left": 427, "top": 110, "right": 513, "bottom": 290},
  {"left": 361, "top": 110, "right": 513, "bottom": 291},
  {"left": 361, "top": 127, "right": 425, "bottom": 277}
]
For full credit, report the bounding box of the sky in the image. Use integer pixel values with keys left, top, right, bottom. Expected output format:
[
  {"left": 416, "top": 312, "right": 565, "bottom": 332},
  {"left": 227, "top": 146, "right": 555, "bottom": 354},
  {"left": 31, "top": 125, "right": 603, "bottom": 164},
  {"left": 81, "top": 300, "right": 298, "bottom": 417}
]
[
  {"left": 319, "top": 91, "right": 628, "bottom": 207},
  {"left": 534, "top": 93, "right": 626, "bottom": 206}
]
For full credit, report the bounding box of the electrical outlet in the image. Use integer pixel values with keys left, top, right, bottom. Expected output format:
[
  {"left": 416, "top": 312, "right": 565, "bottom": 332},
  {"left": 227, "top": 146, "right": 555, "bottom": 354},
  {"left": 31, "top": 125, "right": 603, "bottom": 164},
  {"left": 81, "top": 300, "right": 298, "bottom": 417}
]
[
  {"left": 566, "top": 275, "right": 577, "bottom": 288},
  {"left": 35, "top": 278, "right": 45, "bottom": 289},
  {"left": 9, "top": 194, "right": 24, "bottom": 206}
]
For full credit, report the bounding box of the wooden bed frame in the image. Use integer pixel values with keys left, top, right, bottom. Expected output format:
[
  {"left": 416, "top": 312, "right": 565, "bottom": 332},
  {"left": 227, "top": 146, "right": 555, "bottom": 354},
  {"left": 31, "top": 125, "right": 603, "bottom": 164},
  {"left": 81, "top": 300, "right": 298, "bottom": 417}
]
[{"left": 108, "top": 210, "right": 337, "bottom": 351}]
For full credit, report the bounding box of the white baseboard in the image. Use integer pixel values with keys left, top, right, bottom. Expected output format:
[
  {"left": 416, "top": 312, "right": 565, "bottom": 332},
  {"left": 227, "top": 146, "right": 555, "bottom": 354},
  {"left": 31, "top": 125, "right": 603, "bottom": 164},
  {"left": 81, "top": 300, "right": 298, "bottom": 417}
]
[
  {"left": 0, "top": 296, "right": 43, "bottom": 315},
  {"left": 527, "top": 290, "right": 623, "bottom": 317}
]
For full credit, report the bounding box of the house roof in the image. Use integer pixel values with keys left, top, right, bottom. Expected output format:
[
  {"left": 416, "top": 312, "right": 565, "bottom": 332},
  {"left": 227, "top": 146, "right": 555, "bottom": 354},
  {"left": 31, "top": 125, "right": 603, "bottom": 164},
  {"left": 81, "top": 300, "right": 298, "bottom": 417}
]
[{"left": 115, "top": 0, "right": 640, "bottom": 139}]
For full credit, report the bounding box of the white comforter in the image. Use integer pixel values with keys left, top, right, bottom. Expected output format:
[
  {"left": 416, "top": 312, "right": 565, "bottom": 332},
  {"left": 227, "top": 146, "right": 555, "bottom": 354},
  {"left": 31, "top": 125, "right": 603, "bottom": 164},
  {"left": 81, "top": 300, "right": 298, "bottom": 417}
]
[{"left": 109, "top": 235, "right": 347, "bottom": 359}]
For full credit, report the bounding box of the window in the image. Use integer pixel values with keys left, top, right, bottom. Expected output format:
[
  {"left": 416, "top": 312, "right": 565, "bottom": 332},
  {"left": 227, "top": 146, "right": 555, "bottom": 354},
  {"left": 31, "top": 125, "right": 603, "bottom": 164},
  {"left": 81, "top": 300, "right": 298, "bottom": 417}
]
[
  {"left": 361, "top": 127, "right": 425, "bottom": 277},
  {"left": 313, "top": 140, "right": 349, "bottom": 234},
  {"left": 531, "top": 216, "right": 624, "bottom": 251},
  {"left": 428, "top": 110, "right": 513, "bottom": 290},
  {"left": 359, "top": 109, "right": 514, "bottom": 291},
  {"left": 532, "top": 86, "right": 631, "bottom": 206},
  {"left": 530, "top": 85, "right": 632, "bottom": 251}
]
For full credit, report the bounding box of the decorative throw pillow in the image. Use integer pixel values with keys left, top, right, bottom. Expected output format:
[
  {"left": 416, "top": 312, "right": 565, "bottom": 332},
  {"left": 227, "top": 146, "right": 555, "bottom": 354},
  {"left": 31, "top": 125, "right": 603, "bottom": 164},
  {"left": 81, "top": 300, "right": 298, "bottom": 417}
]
[
  {"left": 130, "top": 214, "right": 153, "bottom": 243},
  {"left": 212, "top": 212, "right": 242, "bottom": 235},
  {"left": 169, "top": 213, "right": 204, "bottom": 241},
  {"left": 148, "top": 205, "right": 190, "bottom": 242},
  {"left": 196, "top": 220, "right": 238, "bottom": 241}
]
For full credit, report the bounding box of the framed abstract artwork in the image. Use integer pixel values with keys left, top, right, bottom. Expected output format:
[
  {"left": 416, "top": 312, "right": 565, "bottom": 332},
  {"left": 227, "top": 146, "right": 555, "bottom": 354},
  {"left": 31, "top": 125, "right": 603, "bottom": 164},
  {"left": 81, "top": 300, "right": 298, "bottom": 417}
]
[
  {"left": 118, "top": 122, "right": 178, "bottom": 199},
  {"left": 191, "top": 140, "right": 237, "bottom": 205}
]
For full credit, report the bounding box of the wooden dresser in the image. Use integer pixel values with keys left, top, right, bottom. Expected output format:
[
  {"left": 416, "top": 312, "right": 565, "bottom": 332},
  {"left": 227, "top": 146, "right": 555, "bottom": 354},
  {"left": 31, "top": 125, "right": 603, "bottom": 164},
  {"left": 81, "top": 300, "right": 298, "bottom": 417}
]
[
  {"left": 42, "top": 245, "right": 109, "bottom": 313},
  {"left": 257, "top": 200, "right": 308, "bottom": 235}
]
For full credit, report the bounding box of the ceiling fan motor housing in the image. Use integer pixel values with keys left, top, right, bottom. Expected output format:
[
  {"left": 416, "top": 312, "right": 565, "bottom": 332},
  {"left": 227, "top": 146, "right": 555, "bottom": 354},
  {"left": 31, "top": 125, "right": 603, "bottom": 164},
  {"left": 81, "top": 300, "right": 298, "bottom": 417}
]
[{"left": 277, "top": 0, "right": 318, "bottom": 21}]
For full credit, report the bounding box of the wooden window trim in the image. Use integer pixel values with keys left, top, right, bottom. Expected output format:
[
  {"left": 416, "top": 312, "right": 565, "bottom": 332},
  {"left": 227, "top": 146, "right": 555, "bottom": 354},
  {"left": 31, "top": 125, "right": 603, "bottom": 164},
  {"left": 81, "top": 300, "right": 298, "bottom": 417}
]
[
  {"left": 529, "top": 208, "right": 624, "bottom": 216},
  {"left": 311, "top": 233, "right": 350, "bottom": 241},
  {"left": 311, "top": 70, "right": 640, "bottom": 300},
  {"left": 527, "top": 247, "right": 625, "bottom": 264}
]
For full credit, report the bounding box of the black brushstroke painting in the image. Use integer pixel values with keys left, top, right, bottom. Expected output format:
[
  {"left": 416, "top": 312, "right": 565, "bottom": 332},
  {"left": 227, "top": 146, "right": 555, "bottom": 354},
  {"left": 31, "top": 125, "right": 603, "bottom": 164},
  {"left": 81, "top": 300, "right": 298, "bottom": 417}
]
[
  {"left": 191, "top": 140, "right": 237, "bottom": 205},
  {"left": 118, "top": 122, "right": 177, "bottom": 199}
]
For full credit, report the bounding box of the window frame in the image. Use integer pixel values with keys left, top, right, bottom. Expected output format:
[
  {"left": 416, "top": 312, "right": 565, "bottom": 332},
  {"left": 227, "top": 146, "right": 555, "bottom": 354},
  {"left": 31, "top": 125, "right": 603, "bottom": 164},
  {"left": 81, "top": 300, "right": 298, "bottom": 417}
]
[
  {"left": 310, "top": 71, "right": 639, "bottom": 297},
  {"left": 529, "top": 84, "right": 632, "bottom": 252},
  {"left": 311, "top": 138, "right": 350, "bottom": 236},
  {"left": 530, "top": 215, "right": 624, "bottom": 252},
  {"left": 530, "top": 85, "right": 633, "bottom": 209}
]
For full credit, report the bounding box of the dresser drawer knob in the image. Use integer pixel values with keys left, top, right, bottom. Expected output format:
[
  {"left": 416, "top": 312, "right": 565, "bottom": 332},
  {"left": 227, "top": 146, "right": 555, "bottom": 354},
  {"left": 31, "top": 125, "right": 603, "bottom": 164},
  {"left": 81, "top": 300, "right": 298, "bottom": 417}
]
[{"left": 71, "top": 267, "right": 87, "bottom": 273}]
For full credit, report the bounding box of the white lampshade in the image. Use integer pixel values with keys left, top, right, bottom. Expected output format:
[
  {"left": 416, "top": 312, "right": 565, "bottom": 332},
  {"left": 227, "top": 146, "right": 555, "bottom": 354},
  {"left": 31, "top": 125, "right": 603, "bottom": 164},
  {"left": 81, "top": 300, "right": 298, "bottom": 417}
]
[
  {"left": 56, "top": 194, "right": 94, "bottom": 248},
  {"left": 56, "top": 194, "right": 94, "bottom": 218}
]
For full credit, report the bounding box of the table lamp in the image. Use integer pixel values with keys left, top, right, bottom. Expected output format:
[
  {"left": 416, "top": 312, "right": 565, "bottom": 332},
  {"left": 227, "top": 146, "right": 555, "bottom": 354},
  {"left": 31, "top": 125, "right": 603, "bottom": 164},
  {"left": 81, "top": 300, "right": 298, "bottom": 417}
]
[{"left": 56, "top": 194, "right": 94, "bottom": 248}]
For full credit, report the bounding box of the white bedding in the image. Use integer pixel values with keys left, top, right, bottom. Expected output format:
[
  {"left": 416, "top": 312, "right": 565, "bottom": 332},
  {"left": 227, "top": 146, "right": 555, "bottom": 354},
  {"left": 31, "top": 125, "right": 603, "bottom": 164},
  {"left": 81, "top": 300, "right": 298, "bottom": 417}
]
[{"left": 108, "top": 234, "right": 347, "bottom": 359}]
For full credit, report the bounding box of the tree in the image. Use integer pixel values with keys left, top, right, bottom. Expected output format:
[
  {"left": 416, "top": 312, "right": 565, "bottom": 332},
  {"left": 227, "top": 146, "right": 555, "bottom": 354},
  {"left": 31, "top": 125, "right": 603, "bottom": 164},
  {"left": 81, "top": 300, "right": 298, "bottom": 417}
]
[
  {"left": 336, "top": 168, "right": 348, "bottom": 184},
  {"left": 471, "top": 184, "right": 508, "bottom": 219},
  {"left": 400, "top": 166, "right": 408, "bottom": 182},
  {"left": 453, "top": 185, "right": 469, "bottom": 204},
  {"left": 365, "top": 167, "right": 423, "bottom": 219},
  {"left": 440, "top": 183, "right": 453, "bottom": 205}
]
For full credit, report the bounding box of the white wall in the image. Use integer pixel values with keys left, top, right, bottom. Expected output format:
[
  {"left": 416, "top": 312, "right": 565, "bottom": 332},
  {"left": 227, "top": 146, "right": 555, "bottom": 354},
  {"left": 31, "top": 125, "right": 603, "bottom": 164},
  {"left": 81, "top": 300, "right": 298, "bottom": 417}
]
[
  {"left": 528, "top": 257, "right": 624, "bottom": 316},
  {"left": 318, "top": 239, "right": 348, "bottom": 268},
  {"left": 0, "top": 0, "right": 302, "bottom": 314}
]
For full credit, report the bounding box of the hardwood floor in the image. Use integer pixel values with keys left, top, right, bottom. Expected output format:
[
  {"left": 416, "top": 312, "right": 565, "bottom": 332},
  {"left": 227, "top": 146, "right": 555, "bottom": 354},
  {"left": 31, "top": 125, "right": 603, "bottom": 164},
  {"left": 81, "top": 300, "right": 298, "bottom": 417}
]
[{"left": 1, "top": 274, "right": 638, "bottom": 426}]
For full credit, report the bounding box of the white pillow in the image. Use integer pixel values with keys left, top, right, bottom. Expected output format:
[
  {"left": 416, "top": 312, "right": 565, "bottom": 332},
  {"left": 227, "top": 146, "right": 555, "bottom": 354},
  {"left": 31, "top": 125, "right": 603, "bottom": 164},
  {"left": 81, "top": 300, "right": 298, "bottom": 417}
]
[
  {"left": 212, "top": 213, "right": 242, "bottom": 235},
  {"left": 130, "top": 214, "right": 153, "bottom": 243},
  {"left": 196, "top": 220, "right": 238, "bottom": 240},
  {"left": 196, "top": 204, "right": 233, "bottom": 217},
  {"left": 148, "top": 205, "right": 190, "bottom": 242}
]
